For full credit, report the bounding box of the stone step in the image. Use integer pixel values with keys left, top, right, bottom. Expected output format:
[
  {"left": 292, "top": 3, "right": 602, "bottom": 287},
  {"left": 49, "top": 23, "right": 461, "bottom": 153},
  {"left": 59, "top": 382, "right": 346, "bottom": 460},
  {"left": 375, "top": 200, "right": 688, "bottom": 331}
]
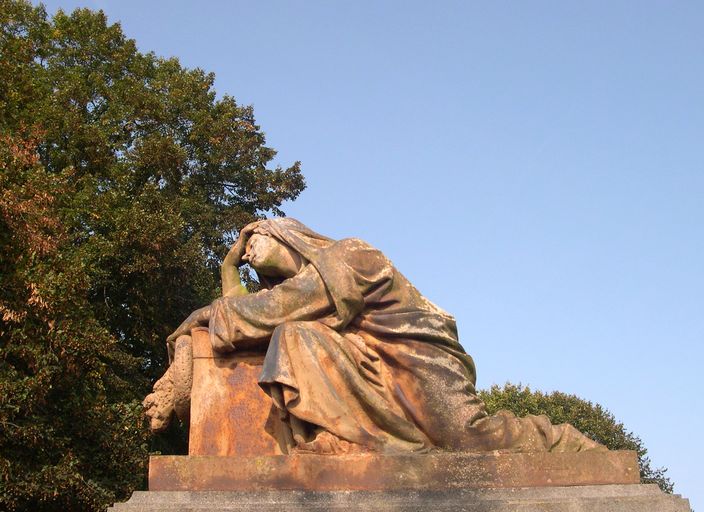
[{"left": 108, "top": 484, "right": 691, "bottom": 511}]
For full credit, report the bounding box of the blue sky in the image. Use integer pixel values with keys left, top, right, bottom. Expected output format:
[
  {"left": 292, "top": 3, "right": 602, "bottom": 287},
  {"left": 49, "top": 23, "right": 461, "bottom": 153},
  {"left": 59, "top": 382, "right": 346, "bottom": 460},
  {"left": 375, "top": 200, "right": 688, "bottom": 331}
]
[{"left": 38, "top": 1, "right": 704, "bottom": 507}]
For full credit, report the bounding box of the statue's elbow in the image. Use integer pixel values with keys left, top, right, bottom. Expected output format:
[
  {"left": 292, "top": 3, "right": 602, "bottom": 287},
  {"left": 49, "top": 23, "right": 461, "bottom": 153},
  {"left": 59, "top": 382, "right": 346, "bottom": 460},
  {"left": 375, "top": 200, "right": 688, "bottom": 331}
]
[{"left": 210, "top": 331, "right": 235, "bottom": 354}]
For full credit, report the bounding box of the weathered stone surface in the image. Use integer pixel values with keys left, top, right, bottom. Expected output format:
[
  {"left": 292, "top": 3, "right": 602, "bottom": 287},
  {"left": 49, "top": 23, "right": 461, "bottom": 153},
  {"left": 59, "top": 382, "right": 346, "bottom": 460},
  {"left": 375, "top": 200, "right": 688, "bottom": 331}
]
[
  {"left": 188, "top": 327, "right": 285, "bottom": 456},
  {"left": 109, "top": 484, "right": 691, "bottom": 511},
  {"left": 148, "top": 451, "right": 639, "bottom": 492},
  {"left": 149, "top": 218, "right": 605, "bottom": 455}
]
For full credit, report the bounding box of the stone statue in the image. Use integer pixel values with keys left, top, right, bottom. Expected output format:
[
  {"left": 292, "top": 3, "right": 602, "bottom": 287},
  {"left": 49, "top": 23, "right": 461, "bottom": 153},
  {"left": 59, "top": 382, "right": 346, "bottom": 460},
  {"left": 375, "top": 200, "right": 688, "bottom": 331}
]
[{"left": 144, "top": 218, "right": 604, "bottom": 454}]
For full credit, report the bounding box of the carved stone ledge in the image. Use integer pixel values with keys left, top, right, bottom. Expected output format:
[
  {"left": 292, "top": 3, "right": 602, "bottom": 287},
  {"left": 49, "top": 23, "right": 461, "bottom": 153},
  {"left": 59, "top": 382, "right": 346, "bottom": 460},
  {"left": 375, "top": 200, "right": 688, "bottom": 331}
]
[
  {"left": 110, "top": 484, "right": 690, "bottom": 512},
  {"left": 148, "top": 450, "right": 638, "bottom": 492}
]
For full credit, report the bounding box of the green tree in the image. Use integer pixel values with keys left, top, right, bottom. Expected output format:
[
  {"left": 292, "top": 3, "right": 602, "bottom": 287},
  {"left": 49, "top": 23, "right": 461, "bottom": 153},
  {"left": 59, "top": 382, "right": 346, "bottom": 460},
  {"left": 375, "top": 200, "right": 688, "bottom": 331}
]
[
  {"left": 0, "top": 2, "right": 304, "bottom": 510},
  {"left": 479, "top": 383, "right": 673, "bottom": 494}
]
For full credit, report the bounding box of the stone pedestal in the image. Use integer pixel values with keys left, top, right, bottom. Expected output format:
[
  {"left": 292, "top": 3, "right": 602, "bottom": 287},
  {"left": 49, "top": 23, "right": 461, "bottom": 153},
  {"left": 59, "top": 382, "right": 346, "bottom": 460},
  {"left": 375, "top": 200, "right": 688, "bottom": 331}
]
[
  {"left": 115, "top": 330, "right": 690, "bottom": 511},
  {"left": 110, "top": 451, "right": 690, "bottom": 511},
  {"left": 110, "top": 484, "right": 690, "bottom": 511},
  {"left": 147, "top": 451, "right": 638, "bottom": 491},
  {"left": 188, "top": 328, "right": 285, "bottom": 456}
]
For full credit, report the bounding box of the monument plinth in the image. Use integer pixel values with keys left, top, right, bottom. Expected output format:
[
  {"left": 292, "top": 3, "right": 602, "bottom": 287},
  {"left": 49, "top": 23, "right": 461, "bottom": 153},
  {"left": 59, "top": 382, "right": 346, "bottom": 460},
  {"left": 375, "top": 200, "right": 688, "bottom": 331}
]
[
  {"left": 148, "top": 451, "right": 639, "bottom": 492},
  {"left": 114, "top": 218, "right": 690, "bottom": 511},
  {"left": 111, "top": 485, "right": 690, "bottom": 512},
  {"left": 188, "top": 328, "right": 285, "bottom": 457}
]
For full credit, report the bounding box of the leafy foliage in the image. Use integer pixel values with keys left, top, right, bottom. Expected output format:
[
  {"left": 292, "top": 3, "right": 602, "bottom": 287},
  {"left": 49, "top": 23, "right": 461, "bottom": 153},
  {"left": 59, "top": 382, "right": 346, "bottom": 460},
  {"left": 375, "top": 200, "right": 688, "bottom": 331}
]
[
  {"left": 0, "top": 1, "right": 304, "bottom": 510},
  {"left": 479, "top": 383, "right": 673, "bottom": 494}
]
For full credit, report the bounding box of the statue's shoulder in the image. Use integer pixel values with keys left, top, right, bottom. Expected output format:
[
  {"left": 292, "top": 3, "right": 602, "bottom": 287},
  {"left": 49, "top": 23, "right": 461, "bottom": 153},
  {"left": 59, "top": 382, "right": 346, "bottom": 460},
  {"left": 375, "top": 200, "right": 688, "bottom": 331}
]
[
  {"left": 326, "top": 237, "right": 381, "bottom": 256},
  {"left": 323, "top": 238, "right": 391, "bottom": 270},
  {"left": 334, "top": 237, "right": 375, "bottom": 248}
]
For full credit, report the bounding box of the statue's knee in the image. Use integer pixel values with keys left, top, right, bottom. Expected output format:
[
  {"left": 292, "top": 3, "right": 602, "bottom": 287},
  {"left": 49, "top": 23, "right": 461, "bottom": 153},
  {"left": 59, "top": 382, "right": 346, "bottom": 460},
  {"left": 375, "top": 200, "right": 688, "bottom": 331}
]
[
  {"left": 272, "top": 320, "right": 317, "bottom": 338},
  {"left": 270, "top": 321, "right": 328, "bottom": 358}
]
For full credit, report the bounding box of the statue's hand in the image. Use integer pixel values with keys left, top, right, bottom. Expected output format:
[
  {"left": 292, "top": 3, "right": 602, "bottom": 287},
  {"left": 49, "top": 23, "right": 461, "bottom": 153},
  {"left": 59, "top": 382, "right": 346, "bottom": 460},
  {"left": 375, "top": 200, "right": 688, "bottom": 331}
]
[
  {"left": 167, "top": 305, "right": 211, "bottom": 344},
  {"left": 224, "top": 221, "right": 262, "bottom": 268},
  {"left": 222, "top": 221, "right": 262, "bottom": 295}
]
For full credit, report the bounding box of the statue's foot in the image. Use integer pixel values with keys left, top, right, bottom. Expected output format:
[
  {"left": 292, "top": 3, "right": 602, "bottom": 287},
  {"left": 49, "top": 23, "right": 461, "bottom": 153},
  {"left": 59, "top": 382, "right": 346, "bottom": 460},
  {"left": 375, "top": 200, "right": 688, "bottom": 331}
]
[
  {"left": 293, "top": 430, "right": 369, "bottom": 455},
  {"left": 550, "top": 423, "right": 608, "bottom": 453}
]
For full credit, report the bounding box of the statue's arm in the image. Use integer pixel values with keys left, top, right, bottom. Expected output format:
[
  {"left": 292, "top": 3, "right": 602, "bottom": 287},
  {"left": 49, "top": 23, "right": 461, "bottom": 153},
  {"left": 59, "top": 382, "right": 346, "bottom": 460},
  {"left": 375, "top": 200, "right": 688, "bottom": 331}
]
[
  {"left": 209, "top": 264, "right": 335, "bottom": 352},
  {"left": 221, "top": 250, "right": 248, "bottom": 297},
  {"left": 166, "top": 229, "right": 255, "bottom": 348},
  {"left": 166, "top": 304, "right": 211, "bottom": 359},
  {"left": 221, "top": 222, "right": 262, "bottom": 295}
]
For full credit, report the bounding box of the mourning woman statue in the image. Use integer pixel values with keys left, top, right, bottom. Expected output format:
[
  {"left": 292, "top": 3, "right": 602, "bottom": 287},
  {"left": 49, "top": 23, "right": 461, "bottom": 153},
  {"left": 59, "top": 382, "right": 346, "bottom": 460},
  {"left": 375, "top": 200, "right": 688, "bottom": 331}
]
[{"left": 144, "top": 218, "right": 604, "bottom": 455}]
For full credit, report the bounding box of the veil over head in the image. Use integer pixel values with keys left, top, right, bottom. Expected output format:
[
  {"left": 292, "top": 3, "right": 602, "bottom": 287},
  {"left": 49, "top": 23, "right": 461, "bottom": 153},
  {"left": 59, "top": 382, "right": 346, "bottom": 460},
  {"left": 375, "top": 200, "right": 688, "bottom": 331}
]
[
  {"left": 238, "top": 218, "right": 366, "bottom": 328},
  {"left": 238, "top": 217, "right": 333, "bottom": 287},
  {"left": 249, "top": 218, "right": 333, "bottom": 262},
  {"left": 239, "top": 217, "right": 470, "bottom": 346}
]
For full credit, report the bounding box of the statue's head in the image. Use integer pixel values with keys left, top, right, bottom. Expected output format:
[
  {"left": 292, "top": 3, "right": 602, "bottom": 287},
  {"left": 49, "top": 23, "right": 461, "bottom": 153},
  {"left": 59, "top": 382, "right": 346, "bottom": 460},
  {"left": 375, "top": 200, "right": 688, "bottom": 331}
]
[
  {"left": 236, "top": 218, "right": 334, "bottom": 287},
  {"left": 242, "top": 233, "right": 304, "bottom": 278}
]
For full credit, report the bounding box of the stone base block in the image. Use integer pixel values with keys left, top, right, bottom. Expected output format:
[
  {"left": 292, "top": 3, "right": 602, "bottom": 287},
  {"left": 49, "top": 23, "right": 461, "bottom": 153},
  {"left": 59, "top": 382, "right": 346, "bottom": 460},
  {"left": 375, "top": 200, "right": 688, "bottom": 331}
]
[
  {"left": 148, "top": 451, "right": 639, "bottom": 491},
  {"left": 188, "top": 327, "right": 285, "bottom": 457},
  {"left": 109, "top": 484, "right": 691, "bottom": 511}
]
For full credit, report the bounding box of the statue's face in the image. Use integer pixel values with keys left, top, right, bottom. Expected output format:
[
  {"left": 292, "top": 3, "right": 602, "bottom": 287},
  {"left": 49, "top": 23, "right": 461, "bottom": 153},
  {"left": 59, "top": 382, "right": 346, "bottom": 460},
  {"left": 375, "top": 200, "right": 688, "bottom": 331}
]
[{"left": 242, "top": 233, "right": 301, "bottom": 278}]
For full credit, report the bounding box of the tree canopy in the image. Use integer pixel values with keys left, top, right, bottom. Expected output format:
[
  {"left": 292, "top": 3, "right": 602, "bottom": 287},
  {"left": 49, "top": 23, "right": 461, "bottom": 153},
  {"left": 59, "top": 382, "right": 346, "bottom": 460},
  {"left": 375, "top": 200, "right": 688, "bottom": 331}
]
[{"left": 0, "top": 1, "right": 304, "bottom": 510}]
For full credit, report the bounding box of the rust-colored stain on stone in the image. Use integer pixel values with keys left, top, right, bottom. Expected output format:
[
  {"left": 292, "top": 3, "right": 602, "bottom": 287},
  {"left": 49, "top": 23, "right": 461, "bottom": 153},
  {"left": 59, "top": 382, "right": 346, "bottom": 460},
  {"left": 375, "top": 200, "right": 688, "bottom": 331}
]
[
  {"left": 188, "top": 328, "right": 284, "bottom": 456},
  {"left": 149, "top": 450, "right": 639, "bottom": 491}
]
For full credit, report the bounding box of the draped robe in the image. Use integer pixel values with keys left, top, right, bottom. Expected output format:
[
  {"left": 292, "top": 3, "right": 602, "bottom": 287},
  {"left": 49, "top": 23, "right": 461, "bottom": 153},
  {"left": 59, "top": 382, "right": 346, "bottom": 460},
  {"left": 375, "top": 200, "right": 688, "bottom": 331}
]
[{"left": 207, "top": 220, "right": 602, "bottom": 454}]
